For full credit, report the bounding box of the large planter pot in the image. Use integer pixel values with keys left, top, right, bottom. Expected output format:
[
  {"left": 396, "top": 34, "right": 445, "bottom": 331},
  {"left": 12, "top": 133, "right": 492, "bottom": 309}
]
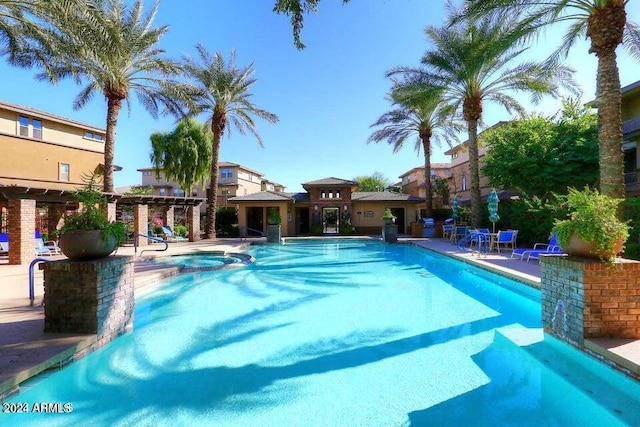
[
  {"left": 562, "top": 233, "right": 624, "bottom": 260},
  {"left": 59, "top": 230, "right": 118, "bottom": 261},
  {"left": 267, "top": 224, "right": 282, "bottom": 243}
]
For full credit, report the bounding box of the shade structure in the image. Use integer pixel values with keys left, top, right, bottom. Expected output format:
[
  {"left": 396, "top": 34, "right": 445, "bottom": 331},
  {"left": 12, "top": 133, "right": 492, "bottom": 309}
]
[
  {"left": 452, "top": 196, "right": 459, "bottom": 221},
  {"left": 488, "top": 189, "right": 500, "bottom": 232}
]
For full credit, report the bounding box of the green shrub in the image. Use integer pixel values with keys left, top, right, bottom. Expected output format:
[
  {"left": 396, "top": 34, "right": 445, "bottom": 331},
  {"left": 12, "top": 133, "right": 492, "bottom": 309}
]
[{"left": 174, "top": 225, "right": 188, "bottom": 237}]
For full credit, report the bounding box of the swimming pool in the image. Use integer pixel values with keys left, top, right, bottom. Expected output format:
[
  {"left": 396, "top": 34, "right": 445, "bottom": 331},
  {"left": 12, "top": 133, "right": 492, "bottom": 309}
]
[{"left": 3, "top": 239, "right": 640, "bottom": 426}]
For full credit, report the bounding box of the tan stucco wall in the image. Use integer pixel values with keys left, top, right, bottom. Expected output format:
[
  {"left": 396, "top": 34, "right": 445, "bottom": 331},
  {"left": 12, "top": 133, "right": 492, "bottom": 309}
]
[
  {"left": 236, "top": 202, "right": 292, "bottom": 236},
  {"left": 622, "top": 93, "right": 640, "bottom": 121},
  {"left": 351, "top": 202, "right": 419, "bottom": 231},
  {"left": 0, "top": 134, "right": 104, "bottom": 190}
]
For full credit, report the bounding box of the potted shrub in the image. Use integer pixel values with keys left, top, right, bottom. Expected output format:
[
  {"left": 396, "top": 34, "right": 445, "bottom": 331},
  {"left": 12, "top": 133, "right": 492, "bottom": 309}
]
[
  {"left": 58, "top": 174, "right": 126, "bottom": 260},
  {"left": 382, "top": 208, "right": 396, "bottom": 225},
  {"left": 266, "top": 207, "right": 282, "bottom": 243},
  {"left": 553, "top": 187, "right": 629, "bottom": 262}
]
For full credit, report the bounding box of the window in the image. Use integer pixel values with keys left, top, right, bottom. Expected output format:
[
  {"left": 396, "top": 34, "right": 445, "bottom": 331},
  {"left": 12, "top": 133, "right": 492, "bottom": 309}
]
[
  {"left": 336, "top": 190, "right": 341, "bottom": 199},
  {"left": 321, "top": 190, "right": 326, "bottom": 199},
  {"left": 220, "top": 167, "right": 233, "bottom": 178},
  {"left": 32, "top": 119, "right": 42, "bottom": 140},
  {"left": 159, "top": 188, "right": 166, "bottom": 196},
  {"left": 452, "top": 152, "right": 458, "bottom": 159},
  {"left": 143, "top": 171, "right": 152, "bottom": 176},
  {"left": 59, "top": 163, "right": 70, "bottom": 182},
  {"left": 19, "top": 116, "right": 29, "bottom": 137},
  {"left": 173, "top": 189, "right": 185, "bottom": 197},
  {"left": 85, "top": 131, "right": 104, "bottom": 141},
  {"left": 462, "top": 176, "right": 467, "bottom": 191}
]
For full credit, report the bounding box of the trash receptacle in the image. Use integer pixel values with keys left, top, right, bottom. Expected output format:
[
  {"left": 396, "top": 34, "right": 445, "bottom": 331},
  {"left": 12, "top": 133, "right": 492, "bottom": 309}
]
[
  {"left": 410, "top": 222, "right": 423, "bottom": 238},
  {"left": 422, "top": 218, "right": 435, "bottom": 238}
]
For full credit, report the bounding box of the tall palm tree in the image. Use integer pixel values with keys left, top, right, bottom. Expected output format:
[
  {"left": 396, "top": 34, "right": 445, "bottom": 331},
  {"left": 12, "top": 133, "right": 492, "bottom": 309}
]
[
  {"left": 368, "top": 80, "right": 460, "bottom": 218},
  {"left": 174, "top": 45, "right": 279, "bottom": 239},
  {"left": 395, "top": 11, "right": 574, "bottom": 227},
  {"left": 460, "top": 0, "right": 640, "bottom": 199},
  {"left": 13, "top": 0, "right": 180, "bottom": 192}
]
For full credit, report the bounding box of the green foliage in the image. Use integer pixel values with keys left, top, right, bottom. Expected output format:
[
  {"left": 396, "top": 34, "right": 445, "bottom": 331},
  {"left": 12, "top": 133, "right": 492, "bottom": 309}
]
[
  {"left": 215, "top": 207, "right": 238, "bottom": 237},
  {"left": 339, "top": 219, "right": 352, "bottom": 235},
  {"left": 553, "top": 187, "right": 630, "bottom": 262},
  {"left": 354, "top": 172, "right": 391, "bottom": 192},
  {"left": 174, "top": 225, "right": 188, "bottom": 237},
  {"left": 124, "top": 185, "right": 153, "bottom": 195},
  {"left": 497, "top": 194, "right": 569, "bottom": 247},
  {"left": 433, "top": 177, "right": 450, "bottom": 206},
  {"left": 60, "top": 172, "right": 126, "bottom": 245},
  {"left": 481, "top": 102, "right": 599, "bottom": 197},
  {"left": 310, "top": 223, "right": 324, "bottom": 235},
  {"left": 267, "top": 207, "right": 282, "bottom": 225},
  {"left": 382, "top": 208, "right": 395, "bottom": 220},
  {"left": 150, "top": 118, "right": 212, "bottom": 194}
]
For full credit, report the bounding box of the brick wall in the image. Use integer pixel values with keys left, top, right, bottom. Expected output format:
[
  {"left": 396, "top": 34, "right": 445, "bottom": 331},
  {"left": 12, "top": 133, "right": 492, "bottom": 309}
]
[
  {"left": 43, "top": 256, "right": 134, "bottom": 348},
  {"left": 541, "top": 256, "right": 640, "bottom": 343},
  {"left": 8, "top": 198, "right": 36, "bottom": 265}
]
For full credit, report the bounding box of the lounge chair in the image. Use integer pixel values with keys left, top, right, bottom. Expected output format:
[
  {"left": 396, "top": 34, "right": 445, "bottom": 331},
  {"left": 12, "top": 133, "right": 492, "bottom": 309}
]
[
  {"left": 161, "top": 226, "right": 187, "bottom": 242},
  {"left": 0, "top": 233, "right": 8, "bottom": 254},
  {"left": 512, "top": 232, "right": 564, "bottom": 262},
  {"left": 35, "top": 237, "right": 61, "bottom": 256}
]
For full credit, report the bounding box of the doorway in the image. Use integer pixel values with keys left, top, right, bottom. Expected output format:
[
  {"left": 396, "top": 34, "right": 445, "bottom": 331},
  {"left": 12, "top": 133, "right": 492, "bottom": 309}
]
[
  {"left": 296, "top": 207, "right": 310, "bottom": 234},
  {"left": 323, "top": 207, "right": 339, "bottom": 234},
  {"left": 246, "top": 207, "right": 264, "bottom": 236},
  {"left": 390, "top": 208, "right": 405, "bottom": 234}
]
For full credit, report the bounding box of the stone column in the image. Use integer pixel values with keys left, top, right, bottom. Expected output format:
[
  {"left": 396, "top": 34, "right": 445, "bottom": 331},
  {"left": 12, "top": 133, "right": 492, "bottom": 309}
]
[
  {"left": 43, "top": 256, "right": 134, "bottom": 351},
  {"left": 8, "top": 199, "right": 36, "bottom": 265},
  {"left": 102, "top": 202, "right": 117, "bottom": 222},
  {"left": 163, "top": 206, "right": 175, "bottom": 229},
  {"left": 188, "top": 205, "right": 200, "bottom": 242},
  {"left": 133, "top": 204, "right": 149, "bottom": 246}
]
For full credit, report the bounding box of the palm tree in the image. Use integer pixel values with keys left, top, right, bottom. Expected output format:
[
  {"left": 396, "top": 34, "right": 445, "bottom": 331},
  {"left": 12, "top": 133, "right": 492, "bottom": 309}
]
[
  {"left": 394, "top": 11, "right": 574, "bottom": 227},
  {"left": 460, "top": 0, "right": 640, "bottom": 199},
  {"left": 368, "top": 80, "right": 460, "bottom": 218},
  {"left": 14, "top": 0, "right": 180, "bottom": 192},
  {"left": 174, "top": 45, "right": 279, "bottom": 239}
]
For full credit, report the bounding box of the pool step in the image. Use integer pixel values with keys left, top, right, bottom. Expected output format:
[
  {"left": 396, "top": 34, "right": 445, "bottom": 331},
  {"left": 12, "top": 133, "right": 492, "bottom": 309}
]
[{"left": 491, "top": 327, "right": 640, "bottom": 425}]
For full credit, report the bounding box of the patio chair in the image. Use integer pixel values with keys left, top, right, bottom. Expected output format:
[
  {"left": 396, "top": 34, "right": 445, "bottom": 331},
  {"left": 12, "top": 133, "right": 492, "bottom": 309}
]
[
  {"left": 492, "top": 230, "right": 518, "bottom": 253},
  {"left": 442, "top": 224, "right": 454, "bottom": 240},
  {"left": 512, "top": 232, "right": 563, "bottom": 261},
  {"left": 452, "top": 226, "right": 470, "bottom": 243}
]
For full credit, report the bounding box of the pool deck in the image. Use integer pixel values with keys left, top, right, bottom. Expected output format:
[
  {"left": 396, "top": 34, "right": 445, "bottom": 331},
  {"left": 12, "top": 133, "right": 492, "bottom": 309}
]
[{"left": 1, "top": 236, "right": 639, "bottom": 400}]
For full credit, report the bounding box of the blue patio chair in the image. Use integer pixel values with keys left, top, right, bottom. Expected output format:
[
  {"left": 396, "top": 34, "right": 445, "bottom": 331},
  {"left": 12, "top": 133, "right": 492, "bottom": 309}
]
[
  {"left": 452, "top": 226, "right": 469, "bottom": 243},
  {"left": 492, "top": 230, "right": 518, "bottom": 253},
  {"left": 442, "top": 224, "right": 454, "bottom": 240},
  {"left": 512, "top": 232, "right": 564, "bottom": 261}
]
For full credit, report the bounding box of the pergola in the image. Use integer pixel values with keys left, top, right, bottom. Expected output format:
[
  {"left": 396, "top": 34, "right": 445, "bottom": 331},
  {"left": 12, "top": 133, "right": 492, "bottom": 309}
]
[{"left": 0, "top": 185, "right": 205, "bottom": 265}]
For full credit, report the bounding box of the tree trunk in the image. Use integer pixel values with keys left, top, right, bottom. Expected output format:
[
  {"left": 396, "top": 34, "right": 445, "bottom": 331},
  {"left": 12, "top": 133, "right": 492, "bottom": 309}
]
[
  {"left": 205, "top": 108, "right": 226, "bottom": 239},
  {"left": 103, "top": 96, "right": 123, "bottom": 193},
  {"left": 463, "top": 96, "right": 483, "bottom": 228},
  {"left": 587, "top": 3, "right": 626, "bottom": 200},
  {"left": 421, "top": 133, "right": 433, "bottom": 219}
]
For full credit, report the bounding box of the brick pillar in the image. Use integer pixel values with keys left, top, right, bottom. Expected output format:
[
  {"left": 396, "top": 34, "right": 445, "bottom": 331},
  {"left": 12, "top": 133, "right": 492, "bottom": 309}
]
[
  {"left": 188, "top": 205, "right": 200, "bottom": 242},
  {"left": 102, "top": 202, "right": 117, "bottom": 222},
  {"left": 134, "top": 204, "right": 149, "bottom": 247},
  {"left": 43, "top": 256, "right": 134, "bottom": 351},
  {"left": 164, "top": 206, "right": 175, "bottom": 229},
  {"left": 541, "top": 256, "right": 640, "bottom": 346},
  {"left": 8, "top": 199, "right": 36, "bottom": 265}
]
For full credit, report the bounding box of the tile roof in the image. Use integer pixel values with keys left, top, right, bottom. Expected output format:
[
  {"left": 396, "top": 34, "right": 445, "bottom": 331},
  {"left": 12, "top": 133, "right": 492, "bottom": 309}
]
[
  {"left": 302, "top": 177, "right": 358, "bottom": 186},
  {"left": 352, "top": 192, "right": 424, "bottom": 202},
  {"left": 228, "top": 191, "right": 294, "bottom": 202}
]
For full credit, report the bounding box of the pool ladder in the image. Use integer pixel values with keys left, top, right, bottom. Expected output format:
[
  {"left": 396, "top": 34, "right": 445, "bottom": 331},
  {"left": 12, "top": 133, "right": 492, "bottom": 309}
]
[{"left": 134, "top": 233, "right": 168, "bottom": 256}]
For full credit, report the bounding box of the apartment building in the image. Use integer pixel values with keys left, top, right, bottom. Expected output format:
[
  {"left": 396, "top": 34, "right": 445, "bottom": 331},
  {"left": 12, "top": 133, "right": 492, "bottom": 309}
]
[
  {"left": 623, "top": 80, "right": 640, "bottom": 196},
  {"left": 0, "top": 100, "right": 106, "bottom": 191},
  {"left": 137, "top": 161, "right": 284, "bottom": 209},
  {"left": 399, "top": 164, "right": 452, "bottom": 208}
]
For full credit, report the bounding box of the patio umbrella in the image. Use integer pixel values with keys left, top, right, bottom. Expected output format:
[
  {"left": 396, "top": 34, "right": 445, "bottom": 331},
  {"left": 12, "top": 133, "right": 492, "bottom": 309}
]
[
  {"left": 488, "top": 189, "right": 500, "bottom": 233},
  {"left": 452, "top": 196, "right": 459, "bottom": 223}
]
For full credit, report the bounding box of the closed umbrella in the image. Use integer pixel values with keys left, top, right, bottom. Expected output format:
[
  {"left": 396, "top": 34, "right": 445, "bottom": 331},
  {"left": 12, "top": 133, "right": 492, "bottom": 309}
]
[
  {"left": 488, "top": 189, "right": 500, "bottom": 233},
  {"left": 452, "top": 196, "right": 459, "bottom": 224}
]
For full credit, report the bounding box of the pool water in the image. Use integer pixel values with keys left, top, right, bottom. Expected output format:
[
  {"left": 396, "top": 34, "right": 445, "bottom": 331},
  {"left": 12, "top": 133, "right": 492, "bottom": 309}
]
[
  {"left": 145, "top": 252, "right": 252, "bottom": 271},
  {"left": 3, "top": 239, "right": 640, "bottom": 426}
]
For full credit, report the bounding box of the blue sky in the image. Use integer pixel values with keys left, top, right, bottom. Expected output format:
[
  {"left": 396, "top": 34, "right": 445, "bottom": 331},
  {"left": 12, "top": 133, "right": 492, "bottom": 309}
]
[{"left": 1, "top": 0, "right": 639, "bottom": 192}]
